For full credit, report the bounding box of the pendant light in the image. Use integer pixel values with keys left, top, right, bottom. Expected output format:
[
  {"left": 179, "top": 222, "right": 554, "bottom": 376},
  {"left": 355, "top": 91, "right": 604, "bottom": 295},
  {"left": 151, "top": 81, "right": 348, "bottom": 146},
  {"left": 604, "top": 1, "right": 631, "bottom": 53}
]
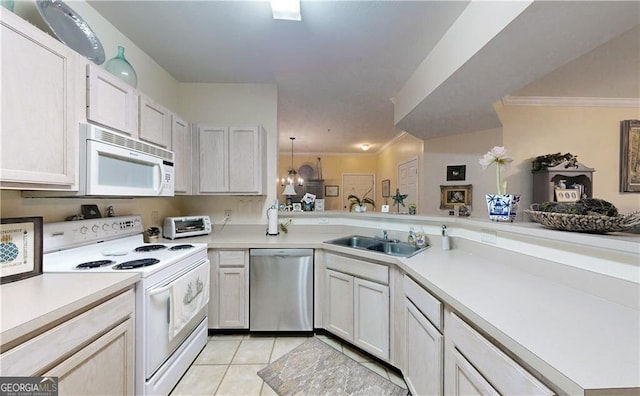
[{"left": 281, "top": 137, "right": 302, "bottom": 198}]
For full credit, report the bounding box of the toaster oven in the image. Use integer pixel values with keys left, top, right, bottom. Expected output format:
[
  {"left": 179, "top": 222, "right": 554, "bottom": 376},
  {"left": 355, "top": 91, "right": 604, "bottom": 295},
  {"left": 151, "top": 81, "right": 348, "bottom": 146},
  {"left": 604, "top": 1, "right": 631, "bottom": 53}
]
[{"left": 163, "top": 216, "right": 212, "bottom": 239}]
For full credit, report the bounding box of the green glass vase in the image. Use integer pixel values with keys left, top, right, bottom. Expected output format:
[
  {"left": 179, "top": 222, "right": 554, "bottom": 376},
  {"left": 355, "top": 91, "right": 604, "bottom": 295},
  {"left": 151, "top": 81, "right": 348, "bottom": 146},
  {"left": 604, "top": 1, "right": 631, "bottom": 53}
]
[
  {"left": 104, "top": 45, "right": 137, "bottom": 88},
  {"left": 1, "top": 0, "right": 15, "bottom": 11}
]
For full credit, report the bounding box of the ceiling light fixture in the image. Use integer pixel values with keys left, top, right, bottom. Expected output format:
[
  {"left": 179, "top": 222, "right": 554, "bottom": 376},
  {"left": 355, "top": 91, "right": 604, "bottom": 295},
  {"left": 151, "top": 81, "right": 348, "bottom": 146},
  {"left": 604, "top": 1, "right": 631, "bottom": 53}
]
[
  {"left": 361, "top": 144, "right": 370, "bottom": 151},
  {"left": 270, "top": 0, "right": 301, "bottom": 21},
  {"left": 281, "top": 137, "right": 302, "bottom": 199}
]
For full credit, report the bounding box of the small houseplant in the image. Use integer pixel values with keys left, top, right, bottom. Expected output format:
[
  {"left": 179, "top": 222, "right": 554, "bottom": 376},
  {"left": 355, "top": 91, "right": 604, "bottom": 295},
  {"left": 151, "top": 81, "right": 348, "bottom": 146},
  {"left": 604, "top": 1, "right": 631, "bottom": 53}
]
[
  {"left": 480, "top": 146, "right": 519, "bottom": 221},
  {"left": 348, "top": 189, "right": 376, "bottom": 212}
]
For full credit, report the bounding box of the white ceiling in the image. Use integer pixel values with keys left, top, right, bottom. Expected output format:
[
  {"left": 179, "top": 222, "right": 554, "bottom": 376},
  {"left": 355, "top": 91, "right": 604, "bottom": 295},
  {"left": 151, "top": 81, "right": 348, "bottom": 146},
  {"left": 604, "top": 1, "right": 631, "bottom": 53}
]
[{"left": 87, "top": 1, "right": 639, "bottom": 154}]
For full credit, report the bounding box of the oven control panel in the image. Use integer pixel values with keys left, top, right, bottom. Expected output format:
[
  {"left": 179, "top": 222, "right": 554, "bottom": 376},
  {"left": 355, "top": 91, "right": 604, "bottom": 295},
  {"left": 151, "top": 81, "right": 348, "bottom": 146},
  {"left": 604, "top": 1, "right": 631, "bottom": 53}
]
[{"left": 44, "top": 216, "right": 144, "bottom": 252}]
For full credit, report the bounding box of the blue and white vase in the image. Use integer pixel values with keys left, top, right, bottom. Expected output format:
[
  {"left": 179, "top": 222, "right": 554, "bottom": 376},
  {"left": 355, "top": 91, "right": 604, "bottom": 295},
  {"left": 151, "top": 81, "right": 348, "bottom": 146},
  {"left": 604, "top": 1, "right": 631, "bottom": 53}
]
[{"left": 485, "top": 194, "right": 520, "bottom": 222}]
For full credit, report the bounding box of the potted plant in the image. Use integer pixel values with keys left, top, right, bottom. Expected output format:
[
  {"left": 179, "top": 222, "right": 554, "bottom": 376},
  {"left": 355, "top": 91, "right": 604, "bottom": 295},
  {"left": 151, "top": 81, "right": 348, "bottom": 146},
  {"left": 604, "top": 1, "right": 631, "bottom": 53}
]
[
  {"left": 408, "top": 203, "right": 417, "bottom": 215},
  {"left": 348, "top": 189, "right": 376, "bottom": 212},
  {"left": 480, "top": 146, "right": 519, "bottom": 221}
]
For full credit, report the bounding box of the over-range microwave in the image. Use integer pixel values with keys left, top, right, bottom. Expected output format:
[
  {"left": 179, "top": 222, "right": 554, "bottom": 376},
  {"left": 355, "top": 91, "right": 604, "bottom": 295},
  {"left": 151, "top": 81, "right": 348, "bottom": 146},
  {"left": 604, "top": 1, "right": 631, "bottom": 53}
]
[{"left": 25, "top": 124, "right": 174, "bottom": 197}]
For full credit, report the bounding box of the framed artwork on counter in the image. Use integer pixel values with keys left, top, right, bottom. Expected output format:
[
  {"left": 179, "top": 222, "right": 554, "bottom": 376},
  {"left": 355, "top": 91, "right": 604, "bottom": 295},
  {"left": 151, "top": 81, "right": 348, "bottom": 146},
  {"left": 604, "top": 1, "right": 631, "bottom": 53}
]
[{"left": 1, "top": 217, "right": 43, "bottom": 284}]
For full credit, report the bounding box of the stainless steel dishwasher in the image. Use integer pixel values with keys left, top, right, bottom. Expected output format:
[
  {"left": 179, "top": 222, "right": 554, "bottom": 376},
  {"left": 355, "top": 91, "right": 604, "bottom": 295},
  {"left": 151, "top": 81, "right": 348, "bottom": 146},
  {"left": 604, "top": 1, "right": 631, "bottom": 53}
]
[{"left": 249, "top": 249, "right": 313, "bottom": 332}]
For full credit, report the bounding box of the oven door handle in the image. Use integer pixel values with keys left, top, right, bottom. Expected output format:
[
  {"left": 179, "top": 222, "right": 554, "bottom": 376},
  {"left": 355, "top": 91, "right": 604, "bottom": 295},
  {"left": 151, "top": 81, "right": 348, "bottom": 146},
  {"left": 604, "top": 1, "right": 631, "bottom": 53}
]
[{"left": 149, "top": 283, "right": 173, "bottom": 297}]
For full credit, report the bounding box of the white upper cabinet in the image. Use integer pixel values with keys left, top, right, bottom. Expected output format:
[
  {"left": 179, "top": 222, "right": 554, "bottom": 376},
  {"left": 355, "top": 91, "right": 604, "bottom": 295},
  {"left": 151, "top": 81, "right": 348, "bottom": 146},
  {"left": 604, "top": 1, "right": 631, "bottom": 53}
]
[
  {"left": 195, "top": 125, "right": 266, "bottom": 195},
  {"left": 86, "top": 64, "right": 138, "bottom": 135},
  {"left": 0, "top": 10, "right": 83, "bottom": 189},
  {"left": 228, "top": 126, "right": 265, "bottom": 193},
  {"left": 171, "top": 114, "right": 191, "bottom": 194},
  {"left": 196, "top": 125, "right": 228, "bottom": 193},
  {"left": 139, "top": 95, "right": 171, "bottom": 148}
]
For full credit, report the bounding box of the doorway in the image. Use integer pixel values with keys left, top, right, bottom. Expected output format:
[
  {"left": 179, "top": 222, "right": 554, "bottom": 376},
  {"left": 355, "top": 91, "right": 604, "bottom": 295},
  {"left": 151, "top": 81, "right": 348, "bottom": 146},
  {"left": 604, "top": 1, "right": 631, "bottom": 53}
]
[{"left": 397, "top": 157, "right": 418, "bottom": 212}]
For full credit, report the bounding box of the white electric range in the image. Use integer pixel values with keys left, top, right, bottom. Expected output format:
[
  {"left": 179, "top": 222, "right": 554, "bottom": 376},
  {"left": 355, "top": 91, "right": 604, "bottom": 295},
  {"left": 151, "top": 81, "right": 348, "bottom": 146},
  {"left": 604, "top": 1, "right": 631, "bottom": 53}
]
[{"left": 43, "top": 216, "right": 209, "bottom": 396}]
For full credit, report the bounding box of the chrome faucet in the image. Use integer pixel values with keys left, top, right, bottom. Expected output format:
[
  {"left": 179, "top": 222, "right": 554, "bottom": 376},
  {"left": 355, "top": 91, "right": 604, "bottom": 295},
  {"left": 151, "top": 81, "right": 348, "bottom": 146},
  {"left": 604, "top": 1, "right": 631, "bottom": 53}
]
[{"left": 383, "top": 230, "right": 388, "bottom": 240}]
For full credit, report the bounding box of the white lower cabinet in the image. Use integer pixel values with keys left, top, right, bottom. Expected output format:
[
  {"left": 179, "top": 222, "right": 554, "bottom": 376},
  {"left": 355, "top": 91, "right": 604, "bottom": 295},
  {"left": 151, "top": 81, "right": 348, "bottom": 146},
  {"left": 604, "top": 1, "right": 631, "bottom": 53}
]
[
  {"left": 208, "top": 250, "right": 249, "bottom": 329},
  {"left": 444, "top": 309, "right": 555, "bottom": 396},
  {"left": 324, "top": 253, "right": 389, "bottom": 360},
  {"left": 404, "top": 298, "right": 443, "bottom": 396},
  {"left": 325, "top": 269, "right": 354, "bottom": 340},
  {"left": 0, "top": 289, "right": 135, "bottom": 395}
]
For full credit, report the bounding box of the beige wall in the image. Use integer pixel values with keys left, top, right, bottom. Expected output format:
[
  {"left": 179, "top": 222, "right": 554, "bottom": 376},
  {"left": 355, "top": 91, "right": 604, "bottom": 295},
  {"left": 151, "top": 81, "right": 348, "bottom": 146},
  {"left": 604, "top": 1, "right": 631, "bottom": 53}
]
[
  {"left": 419, "top": 103, "right": 640, "bottom": 217},
  {"left": 422, "top": 128, "right": 502, "bottom": 215},
  {"left": 496, "top": 101, "right": 640, "bottom": 214},
  {"left": 0, "top": 190, "right": 182, "bottom": 229},
  {"left": 376, "top": 133, "right": 424, "bottom": 211},
  {"left": 277, "top": 154, "right": 377, "bottom": 211}
]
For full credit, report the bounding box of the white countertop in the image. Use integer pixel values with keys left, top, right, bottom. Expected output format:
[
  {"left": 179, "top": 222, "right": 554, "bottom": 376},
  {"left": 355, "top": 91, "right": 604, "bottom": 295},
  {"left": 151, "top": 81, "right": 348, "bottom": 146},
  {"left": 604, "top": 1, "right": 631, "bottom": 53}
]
[
  {"left": 175, "top": 223, "right": 639, "bottom": 394},
  {"left": 0, "top": 273, "right": 139, "bottom": 348}
]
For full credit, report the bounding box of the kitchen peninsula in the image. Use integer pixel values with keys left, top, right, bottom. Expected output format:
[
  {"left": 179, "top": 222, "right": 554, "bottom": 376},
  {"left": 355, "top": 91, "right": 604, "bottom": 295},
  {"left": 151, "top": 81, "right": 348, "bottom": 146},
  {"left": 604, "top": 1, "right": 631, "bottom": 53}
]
[{"left": 180, "top": 211, "right": 639, "bottom": 395}]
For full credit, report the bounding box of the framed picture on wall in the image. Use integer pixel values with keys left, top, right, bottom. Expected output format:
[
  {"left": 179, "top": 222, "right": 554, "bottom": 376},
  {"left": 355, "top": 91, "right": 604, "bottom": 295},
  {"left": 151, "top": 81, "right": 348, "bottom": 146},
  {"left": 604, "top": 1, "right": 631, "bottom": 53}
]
[
  {"left": 620, "top": 120, "right": 640, "bottom": 192},
  {"left": 381, "top": 179, "right": 391, "bottom": 197},
  {"left": 440, "top": 184, "right": 472, "bottom": 209},
  {"left": 446, "top": 165, "right": 466, "bottom": 181},
  {"left": 325, "top": 185, "right": 339, "bottom": 197},
  {"left": 1, "top": 217, "right": 43, "bottom": 284}
]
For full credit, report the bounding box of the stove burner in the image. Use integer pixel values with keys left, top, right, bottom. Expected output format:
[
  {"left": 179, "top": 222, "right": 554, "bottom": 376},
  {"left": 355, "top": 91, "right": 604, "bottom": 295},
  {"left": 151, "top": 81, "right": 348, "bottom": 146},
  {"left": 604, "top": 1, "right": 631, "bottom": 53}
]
[
  {"left": 134, "top": 245, "right": 166, "bottom": 252},
  {"left": 169, "top": 244, "right": 195, "bottom": 251},
  {"left": 76, "top": 260, "right": 116, "bottom": 269},
  {"left": 113, "top": 258, "right": 160, "bottom": 270}
]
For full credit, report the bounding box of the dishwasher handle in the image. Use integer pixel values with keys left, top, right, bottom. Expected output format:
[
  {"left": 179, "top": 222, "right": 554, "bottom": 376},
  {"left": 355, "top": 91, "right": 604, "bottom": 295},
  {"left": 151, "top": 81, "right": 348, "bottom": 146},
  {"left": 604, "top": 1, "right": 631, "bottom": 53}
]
[{"left": 250, "top": 248, "right": 313, "bottom": 257}]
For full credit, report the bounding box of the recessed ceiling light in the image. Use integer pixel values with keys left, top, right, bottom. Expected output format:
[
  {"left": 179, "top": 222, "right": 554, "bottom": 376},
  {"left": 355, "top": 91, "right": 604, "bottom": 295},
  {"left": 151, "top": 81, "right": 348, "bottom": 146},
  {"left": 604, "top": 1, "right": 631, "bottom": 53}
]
[
  {"left": 361, "top": 144, "right": 370, "bottom": 151},
  {"left": 270, "top": 0, "right": 301, "bottom": 21}
]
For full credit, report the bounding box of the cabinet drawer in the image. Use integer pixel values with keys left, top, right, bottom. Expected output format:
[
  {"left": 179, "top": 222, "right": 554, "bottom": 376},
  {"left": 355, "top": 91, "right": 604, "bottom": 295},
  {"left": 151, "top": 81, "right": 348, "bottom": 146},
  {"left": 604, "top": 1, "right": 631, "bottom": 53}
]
[
  {"left": 1, "top": 289, "right": 134, "bottom": 376},
  {"left": 403, "top": 274, "right": 442, "bottom": 330},
  {"left": 219, "top": 250, "right": 246, "bottom": 266},
  {"left": 325, "top": 253, "right": 388, "bottom": 284},
  {"left": 447, "top": 312, "right": 554, "bottom": 396}
]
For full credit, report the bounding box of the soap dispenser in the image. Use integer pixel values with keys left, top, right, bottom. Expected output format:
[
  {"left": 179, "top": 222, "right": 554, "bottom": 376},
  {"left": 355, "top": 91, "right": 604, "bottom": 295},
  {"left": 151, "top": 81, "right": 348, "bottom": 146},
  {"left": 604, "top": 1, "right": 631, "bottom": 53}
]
[{"left": 441, "top": 225, "right": 451, "bottom": 250}]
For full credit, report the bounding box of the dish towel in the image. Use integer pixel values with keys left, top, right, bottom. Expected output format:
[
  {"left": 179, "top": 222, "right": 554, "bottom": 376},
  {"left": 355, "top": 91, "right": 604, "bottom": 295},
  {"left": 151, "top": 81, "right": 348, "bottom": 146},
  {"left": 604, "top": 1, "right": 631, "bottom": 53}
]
[{"left": 169, "top": 263, "right": 210, "bottom": 341}]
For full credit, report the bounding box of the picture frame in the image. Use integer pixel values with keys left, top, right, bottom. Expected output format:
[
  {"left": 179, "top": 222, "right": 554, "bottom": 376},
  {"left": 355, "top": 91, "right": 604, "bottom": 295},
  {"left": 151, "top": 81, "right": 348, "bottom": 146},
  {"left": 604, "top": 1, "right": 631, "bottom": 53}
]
[
  {"left": 325, "top": 185, "right": 339, "bottom": 197},
  {"left": 314, "top": 199, "right": 325, "bottom": 212},
  {"left": 620, "top": 119, "right": 640, "bottom": 192},
  {"left": 446, "top": 165, "right": 466, "bottom": 181},
  {"left": 292, "top": 203, "right": 302, "bottom": 212},
  {"left": 81, "top": 204, "right": 102, "bottom": 219},
  {"left": 1, "top": 217, "right": 43, "bottom": 284},
  {"left": 381, "top": 179, "right": 391, "bottom": 197},
  {"left": 440, "top": 184, "right": 472, "bottom": 209}
]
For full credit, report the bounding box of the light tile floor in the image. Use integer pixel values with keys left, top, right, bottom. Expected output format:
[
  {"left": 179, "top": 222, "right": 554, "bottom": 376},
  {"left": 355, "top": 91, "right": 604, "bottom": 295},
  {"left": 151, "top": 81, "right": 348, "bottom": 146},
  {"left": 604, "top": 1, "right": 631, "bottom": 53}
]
[{"left": 171, "top": 333, "right": 408, "bottom": 395}]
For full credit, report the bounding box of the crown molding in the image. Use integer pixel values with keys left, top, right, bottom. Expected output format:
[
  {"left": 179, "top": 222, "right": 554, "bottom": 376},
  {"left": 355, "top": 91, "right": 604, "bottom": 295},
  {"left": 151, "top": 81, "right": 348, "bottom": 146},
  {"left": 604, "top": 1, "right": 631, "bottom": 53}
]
[{"left": 502, "top": 95, "right": 640, "bottom": 107}]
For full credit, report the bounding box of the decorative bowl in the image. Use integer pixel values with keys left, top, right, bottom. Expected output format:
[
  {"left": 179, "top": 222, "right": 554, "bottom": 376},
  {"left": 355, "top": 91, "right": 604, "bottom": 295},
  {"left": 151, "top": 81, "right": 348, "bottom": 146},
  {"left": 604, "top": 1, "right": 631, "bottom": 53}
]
[{"left": 524, "top": 210, "right": 640, "bottom": 234}]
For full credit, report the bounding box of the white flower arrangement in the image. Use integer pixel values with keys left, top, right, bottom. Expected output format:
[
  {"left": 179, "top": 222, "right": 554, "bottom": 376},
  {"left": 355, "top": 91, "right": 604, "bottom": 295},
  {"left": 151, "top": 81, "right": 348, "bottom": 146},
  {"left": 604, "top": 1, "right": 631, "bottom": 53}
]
[{"left": 479, "top": 146, "right": 513, "bottom": 195}]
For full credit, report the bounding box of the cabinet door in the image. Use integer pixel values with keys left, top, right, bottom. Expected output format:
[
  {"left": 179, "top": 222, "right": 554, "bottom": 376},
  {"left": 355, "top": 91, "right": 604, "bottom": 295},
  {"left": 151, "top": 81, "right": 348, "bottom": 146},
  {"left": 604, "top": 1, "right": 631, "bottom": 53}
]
[
  {"left": 228, "top": 126, "right": 263, "bottom": 193},
  {"left": 86, "top": 64, "right": 138, "bottom": 135},
  {"left": 171, "top": 114, "right": 191, "bottom": 194},
  {"left": 325, "top": 269, "right": 354, "bottom": 341},
  {"left": 1, "top": 11, "right": 81, "bottom": 188},
  {"left": 197, "top": 125, "right": 228, "bottom": 193},
  {"left": 218, "top": 267, "right": 246, "bottom": 328},
  {"left": 353, "top": 277, "right": 389, "bottom": 359},
  {"left": 447, "top": 348, "right": 499, "bottom": 396},
  {"left": 405, "top": 298, "right": 443, "bottom": 396},
  {"left": 45, "top": 318, "right": 134, "bottom": 395},
  {"left": 139, "top": 95, "right": 171, "bottom": 147}
]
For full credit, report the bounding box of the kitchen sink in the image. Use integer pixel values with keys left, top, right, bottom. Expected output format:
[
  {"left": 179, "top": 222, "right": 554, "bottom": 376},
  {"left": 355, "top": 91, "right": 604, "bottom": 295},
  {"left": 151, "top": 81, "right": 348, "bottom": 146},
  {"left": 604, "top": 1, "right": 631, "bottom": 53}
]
[{"left": 324, "top": 235, "right": 428, "bottom": 258}]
